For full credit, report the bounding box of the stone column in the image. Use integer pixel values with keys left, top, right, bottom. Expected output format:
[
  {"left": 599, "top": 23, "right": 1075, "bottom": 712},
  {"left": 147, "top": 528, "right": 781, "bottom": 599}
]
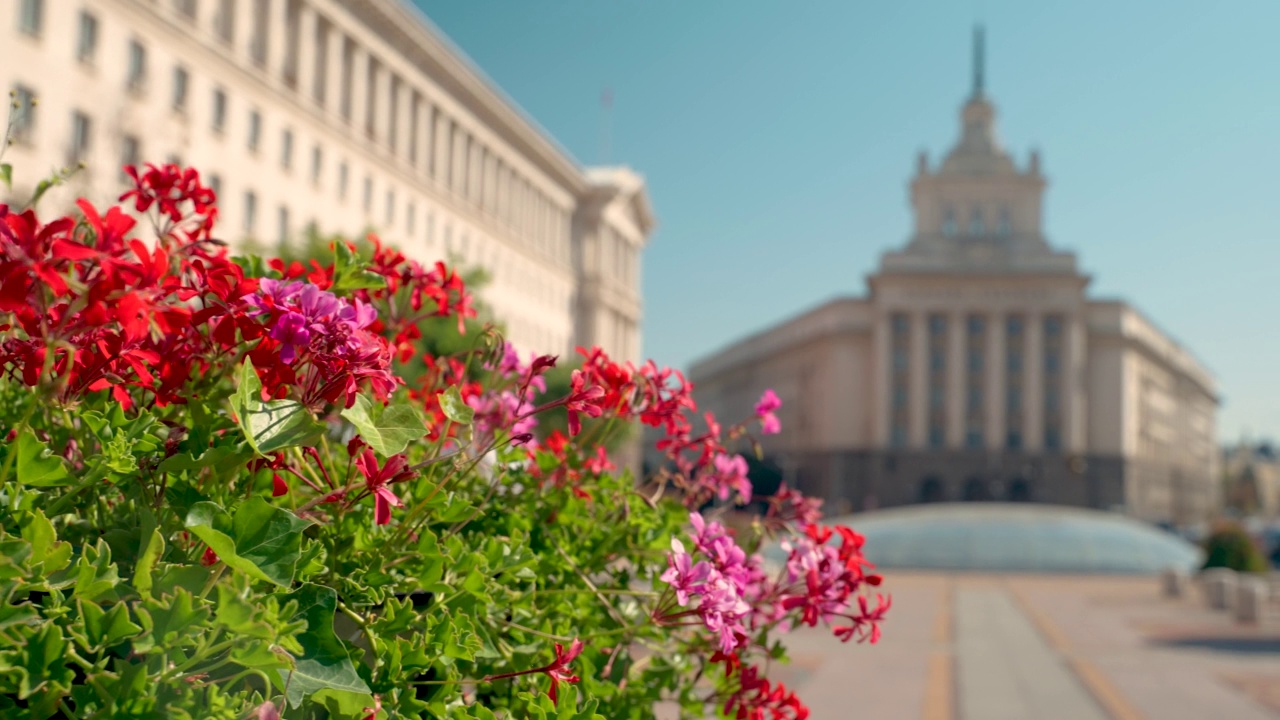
[
  {"left": 909, "top": 311, "right": 928, "bottom": 448},
  {"left": 985, "top": 311, "right": 1006, "bottom": 451},
  {"left": 1025, "top": 312, "right": 1044, "bottom": 452},
  {"left": 395, "top": 80, "right": 412, "bottom": 161},
  {"left": 350, "top": 46, "right": 369, "bottom": 139},
  {"left": 374, "top": 63, "right": 392, "bottom": 148},
  {"left": 267, "top": 0, "right": 290, "bottom": 83},
  {"left": 872, "top": 312, "right": 890, "bottom": 447},
  {"left": 947, "top": 310, "right": 966, "bottom": 448},
  {"left": 1064, "top": 312, "right": 1087, "bottom": 453},
  {"left": 296, "top": 2, "right": 318, "bottom": 103},
  {"left": 236, "top": 0, "right": 257, "bottom": 61},
  {"left": 325, "top": 23, "right": 345, "bottom": 118}
]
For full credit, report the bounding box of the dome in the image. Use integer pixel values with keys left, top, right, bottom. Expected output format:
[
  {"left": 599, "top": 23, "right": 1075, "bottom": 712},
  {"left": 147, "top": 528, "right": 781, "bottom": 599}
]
[{"left": 769, "top": 503, "right": 1204, "bottom": 574}]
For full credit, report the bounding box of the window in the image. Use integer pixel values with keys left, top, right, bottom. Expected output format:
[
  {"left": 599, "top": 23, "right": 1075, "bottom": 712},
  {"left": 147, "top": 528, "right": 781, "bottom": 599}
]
[
  {"left": 69, "top": 111, "right": 91, "bottom": 164},
  {"left": 1044, "top": 428, "right": 1061, "bottom": 451},
  {"left": 18, "top": 0, "right": 42, "bottom": 36},
  {"left": 76, "top": 11, "right": 98, "bottom": 64},
  {"left": 120, "top": 135, "right": 140, "bottom": 180},
  {"left": 10, "top": 85, "right": 36, "bottom": 144},
  {"left": 127, "top": 40, "right": 147, "bottom": 92},
  {"left": 277, "top": 206, "right": 290, "bottom": 244},
  {"left": 966, "top": 430, "right": 984, "bottom": 449},
  {"left": 363, "top": 176, "right": 372, "bottom": 213},
  {"left": 338, "top": 162, "right": 348, "bottom": 200},
  {"left": 892, "top": 350, "right": 908, "bottom": 371},
  {"left": 1006, "top": 387, "right": 1022, "bottom": 411},
  {"left": 281, "top": 129, "right": 293, "bottom": 170},
  {"left": 929, "top": 426, "right": 945, "bottom": 449},
  {"left": 247, "top": 110, "right": 261, "bottom": 152},
  {"left": 208, "top": 173, "right": 222, "bottom": 199},
  {"left": 171, "top": 66, "right": 189, "bottom": 111},
  {"left": 1045, "top": 352, "right": 1060, "bottom": 373},
  {"left": 997, "top": 207, "right": 1012, "bottom": 236},
  {"left": 968, "top": 207, "right": 984, "bottom": 235},
  {"left": 892, "top": 384, "right": 907, "bottom": 410},
  {"left": 890, "top": 426, "right": 908, "bottom": 449},
  {"left": 967, "top": 316, "right": 985, "bottom": 335},
  {"left": 941, "top": 206, "right": 957, "bottom": 237},
  {"left": 930, "top": 349, "right": 945, "bottom": 372},
  {"left": 250, "top": 1, "right": 267, "bottom": 65},
  {"left": 967, "top": 385, "right": 983, "bottom": 411},
  {"left": 310, "top": 145, "right": 322, "bottom": 186},
  {"left": 1006, "top": 431, "right": 1022, "bottom": 451},
  {"left": 1006, "top": 350, "right": 1022, "bottom": 372},
  {"left": 967, "top": 349, "right": 983, "bottom": 371},
  {"left": 1045, "top": 316, "right": 1062, "bottom": 336},
  {"left": 174, "top": 0, "right": 197, "bottom": 21},
  {"left": 211, "top": 88, "right": 227, "bottom": 133},
  {"left": 243, "top": 191, "right": 257, "bottom": 234},
  {"left": 406, "top": 203, "right": 415, "bottom": 234},
  {"left": 1006, "top": 316, "right": 1023, "bottom": 336},
  {"left": 385, "top": 189, "right": 395, "bottom": 226},
  {"left": 215, "top": 0, "right": 235, "bottom": 44}
]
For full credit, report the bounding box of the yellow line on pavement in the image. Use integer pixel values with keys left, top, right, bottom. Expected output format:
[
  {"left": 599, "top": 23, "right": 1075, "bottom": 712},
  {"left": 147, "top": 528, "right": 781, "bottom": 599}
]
[
  {"left": 922, "top": 579, "right": 954, "bottom": 720},
  {"left": 1008, "top": 582, "right": 1146, "bottom": 720}
]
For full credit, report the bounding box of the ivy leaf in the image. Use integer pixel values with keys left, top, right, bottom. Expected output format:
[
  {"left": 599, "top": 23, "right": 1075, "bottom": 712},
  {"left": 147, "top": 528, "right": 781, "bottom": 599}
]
[
  {"left": 0, "top": 162, "right": 11, "bottom": 189},
  {"left": 440, "top": 386, "right": 474, "bottom": 426},
  {"left": 14, "top": 430, "right": 70, "bottom": 487},
  {"left": 232, "top": 359, "right": 324, "bottom": 455},
  {"left": 184, "top": 498, "right": 312, "bottom": 587},
  {"left": 79, "top": 599, "right": 142, "bottom": 651},
  {"left": 280, "top": 584, "right": 372, "bottom": 708},
  {"left": 330, "top": 240, "right": 386, "bottom": 293},
  {"left": 72, "top": 540, "right": 120, "bottom": 603},
  {"left": 340, "top": 394, "right": 427, "bottom": 456},
  {"left": 20, "top": 509, "right": 71, "bottom": 575},
  {"left": 157, "top": 443, "right": 254, "bottom": 474}
]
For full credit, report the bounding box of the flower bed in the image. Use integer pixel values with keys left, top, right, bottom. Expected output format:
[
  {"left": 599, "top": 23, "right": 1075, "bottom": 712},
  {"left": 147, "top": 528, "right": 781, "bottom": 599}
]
[{"left": 0, "top": 162, "right": 887, "bottom": 719}]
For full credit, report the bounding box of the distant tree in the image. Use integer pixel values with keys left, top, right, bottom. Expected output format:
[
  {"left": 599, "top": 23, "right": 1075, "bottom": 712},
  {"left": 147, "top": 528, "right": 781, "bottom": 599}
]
[{"left": 1202, "top": 522, "right": 1268, "bottom": 573}]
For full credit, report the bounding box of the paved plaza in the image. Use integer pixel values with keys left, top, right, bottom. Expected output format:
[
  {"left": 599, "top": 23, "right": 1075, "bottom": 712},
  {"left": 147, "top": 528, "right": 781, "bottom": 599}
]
[{"left": 778, "top": 573, "right": 1280, "bottom": 720}]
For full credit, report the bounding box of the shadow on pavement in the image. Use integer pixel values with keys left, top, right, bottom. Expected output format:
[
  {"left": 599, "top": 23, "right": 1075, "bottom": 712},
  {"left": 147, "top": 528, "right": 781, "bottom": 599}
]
[{"left": 1150, "top": 637, "right": 1280, "bottom": 655}]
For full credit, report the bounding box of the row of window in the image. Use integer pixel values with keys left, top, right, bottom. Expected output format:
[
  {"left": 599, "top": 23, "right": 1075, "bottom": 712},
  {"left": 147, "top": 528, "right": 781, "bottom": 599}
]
[
  {"left": 17, "top": 0, "right": 576, "bottom": 266},
  {"left": 941, "top": 205, "right": 1013, "bottom": 238}
]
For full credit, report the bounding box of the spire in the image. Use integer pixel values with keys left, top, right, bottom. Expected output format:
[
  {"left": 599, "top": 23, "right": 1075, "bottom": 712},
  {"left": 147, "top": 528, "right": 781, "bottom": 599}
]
[{"left": 972, "top": 25, "right": 985, "bottom": 98}]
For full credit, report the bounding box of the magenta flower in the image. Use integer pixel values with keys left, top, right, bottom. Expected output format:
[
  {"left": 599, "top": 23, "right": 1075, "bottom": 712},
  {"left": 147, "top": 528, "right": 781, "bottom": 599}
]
[
  {"left": 355, "top": 449, "right": 413, "bottom": 526},
  {"left": 270, "top": 312, "right": 310, "bottom": 363},
  {"left": 755, "top": 388, "right": 782, "bottom": 435},
  {"left": 713, "top": 453, "right": 753, "bottom": 504}
]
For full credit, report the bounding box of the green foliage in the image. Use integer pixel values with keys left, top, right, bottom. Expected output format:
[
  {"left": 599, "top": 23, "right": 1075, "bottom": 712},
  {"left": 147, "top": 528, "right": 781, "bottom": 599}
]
[{"left": 1202, "top": 523, "right": 1268, "bottom": 573}]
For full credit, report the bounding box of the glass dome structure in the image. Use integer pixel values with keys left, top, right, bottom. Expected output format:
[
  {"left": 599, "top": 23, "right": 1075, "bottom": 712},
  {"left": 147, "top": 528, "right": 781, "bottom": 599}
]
[{"left": 771, "top": 503, "right": 1204, "bottom": 574}]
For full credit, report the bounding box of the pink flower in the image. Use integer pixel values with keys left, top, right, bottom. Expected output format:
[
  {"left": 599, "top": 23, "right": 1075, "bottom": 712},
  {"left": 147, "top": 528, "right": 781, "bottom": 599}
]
[
  {"left": 660, "top": 538, "right": 711, "bottom": 605},
  {"left": 713, "top": 453, "right": 753, "bottom": 504},
  {"left": 755, "top": 389, "right": 782, "bottom": 435}
]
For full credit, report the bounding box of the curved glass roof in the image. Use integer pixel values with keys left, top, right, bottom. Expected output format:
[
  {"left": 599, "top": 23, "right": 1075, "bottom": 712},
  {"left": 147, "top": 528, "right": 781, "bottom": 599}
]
[{"left": 767, "top": 503, "right": 1203, "bottom": 574}]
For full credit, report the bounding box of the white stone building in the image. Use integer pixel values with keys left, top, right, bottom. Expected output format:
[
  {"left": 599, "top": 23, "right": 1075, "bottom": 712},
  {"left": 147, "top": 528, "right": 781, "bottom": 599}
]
[
  {"left": 1, "top": 0, "right": 652, "bottom": 362},
  {"left": 687, "top": 30, "right": 1219, "bottom": 525}
]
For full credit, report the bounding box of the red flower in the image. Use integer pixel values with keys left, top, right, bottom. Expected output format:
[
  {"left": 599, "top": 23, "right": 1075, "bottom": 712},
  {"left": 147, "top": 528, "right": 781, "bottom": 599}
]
[
  {"left": 544, "top": 639, "right": 584, "bottom": 703},
  {"left": 564, "top": 369, "right": 605, "bottom": 436},
  {"left": 355, "top": 450, "right": 413, "bottom": 526}
]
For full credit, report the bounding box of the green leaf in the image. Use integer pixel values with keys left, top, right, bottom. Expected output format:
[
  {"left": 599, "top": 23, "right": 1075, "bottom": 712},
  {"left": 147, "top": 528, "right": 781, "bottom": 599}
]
[
  {"left": 79, "top": 599, "right": 142, "bottom": 650},
  {"left": 184, "top": 498, "right": 312, "bottom": 587},
  {"left": 232, "top": 359, "right": 324, "bottom": 455},
  {"left": 157, "top": 443, "right": 254, "bottom": 474},
  {"left": 279, "top": 584, "right": 372, "bottom": 708},
  {"left": 72, "top": 540, "right": 120, "bottom": 602},
  {"left": 20, "top": 509, "right": 71, "bottom": 575},
  {"left": 440, "top": 386, "right": 474, "bottom": 426},
  {"left": 340, "top": 394, "right": 427, "bottom": 456},
  {"left": 136, "top": 587, "right": 208, "bottom": 650},
  {"left": 0, "top": 163, "right": 11, "bottom": 189},
  {"left": 14, "top": 431, "right": 70, "bottom": 486},
  {"left": 18, "top": 623, "right": 73, "bottom": 700},
  {"left": 134, "top": 528, "right": 164, "bottom": 599},
  {"left": 330, "top": 240, "right": 386, "bottom": 293}
]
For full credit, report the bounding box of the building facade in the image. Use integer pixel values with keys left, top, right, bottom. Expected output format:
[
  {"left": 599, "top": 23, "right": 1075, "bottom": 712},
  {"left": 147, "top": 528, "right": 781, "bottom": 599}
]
[
  {"left": 1, "top": 0, "right": 652, "bottom": 362},
  {"left": 687, "top": 31, "right": 1219, "bottom": 525}
]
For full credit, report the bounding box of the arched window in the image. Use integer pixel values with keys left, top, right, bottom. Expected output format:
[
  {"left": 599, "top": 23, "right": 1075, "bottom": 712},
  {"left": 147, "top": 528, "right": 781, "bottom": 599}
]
[
  {"left": 962, "top": 477, "right": 990, "bottom": 501},
  {"left": 942, "top": 206, "right": 957, "bottom": 237},
  {"left": 1007, "top": 479, "right": 1031, "bottom": 502},
  {"left": 919, "top": 477, "right": 945, "bottom": 503},
  {"left": 997, "top": 207, "right": 1013, "bottom": 236},
  {"left": 968, "top": 207, "right": 985, "bottom": 235}
]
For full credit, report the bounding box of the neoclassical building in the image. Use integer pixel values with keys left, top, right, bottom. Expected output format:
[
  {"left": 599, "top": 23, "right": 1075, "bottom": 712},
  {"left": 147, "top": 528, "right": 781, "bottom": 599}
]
[
  {"left": 1, "top": 0, "right": 651, "bottom": 362},
  {"left": 688, "top": 31, "right": 1219, "bottom": 525}
]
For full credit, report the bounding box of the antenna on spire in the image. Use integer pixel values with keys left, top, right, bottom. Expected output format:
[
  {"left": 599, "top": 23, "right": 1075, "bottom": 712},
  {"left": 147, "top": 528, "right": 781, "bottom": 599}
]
[{"left": 972, "top": 25, "right": 986, "bottom": 98}]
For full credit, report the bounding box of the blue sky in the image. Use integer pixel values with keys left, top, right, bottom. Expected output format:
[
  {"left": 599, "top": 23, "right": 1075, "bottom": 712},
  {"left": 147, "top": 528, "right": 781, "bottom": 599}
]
[{"left": 417, "top": 0, "right": 1280, "bottom": 443}]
